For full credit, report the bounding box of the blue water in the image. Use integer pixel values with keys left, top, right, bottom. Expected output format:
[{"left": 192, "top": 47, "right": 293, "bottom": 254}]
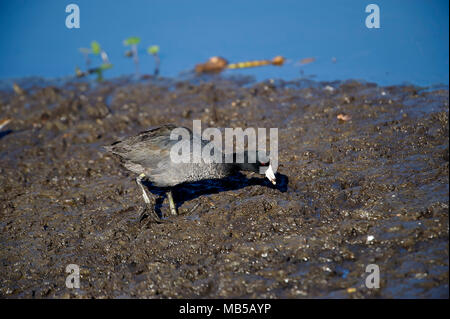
[{"left": 0, "top": 0, "right": 448, "bottom": 86}]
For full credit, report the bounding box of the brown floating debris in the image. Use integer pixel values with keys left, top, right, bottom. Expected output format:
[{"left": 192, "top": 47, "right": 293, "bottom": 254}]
[
  {"left": 195, "top": 55, "right": 285, "bottom": 74},
  {"left": 195, "top": 56, "right": 228, "bottom": 74},
  {"left": 299, "top": 57, "right": 316, "bottom": 65},
  {"left": 227, "top": 55, "right": 285, "bottom": 69},
  {"left": 337, "top": 114, "right": 352, "bottom": 121}
]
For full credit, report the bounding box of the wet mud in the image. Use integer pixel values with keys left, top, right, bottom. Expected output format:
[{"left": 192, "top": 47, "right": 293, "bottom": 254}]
[{"left": 0, "top": 76, "right": 448, "bottom": 298}]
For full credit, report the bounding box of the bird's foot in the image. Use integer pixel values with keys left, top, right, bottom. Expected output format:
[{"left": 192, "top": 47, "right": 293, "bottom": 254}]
[{"left": 137, "top": 205, "right": 161, "bottom": 224}]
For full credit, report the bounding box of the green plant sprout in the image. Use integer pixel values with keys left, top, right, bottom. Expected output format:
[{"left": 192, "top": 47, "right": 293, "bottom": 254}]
[
  {"left": 93, "top": 62, "right": 113, "bottom": 82},
  {"left": 76, "top": 41, "right": 112, "bottom": 82},
  {"left": 91, "top": 41, "right": 101, "bottom": 55},
  {"left": 124, "top": 36, "right": 141, "bottom": 76},
  {"left": 90, "top": 41, "right": 110, "bottom": 65},
  {"left": 147, "top": 45, "right": 160, "bottom": 76},
  {"left": 76, "top": 62, "right": 112, "bottom": 82}
]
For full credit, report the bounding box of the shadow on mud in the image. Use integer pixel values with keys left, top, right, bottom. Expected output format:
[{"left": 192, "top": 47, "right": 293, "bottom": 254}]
[
  {"left": 142, "top": 172, "right": 288, "bottom": 217},
  {"left": 0, "top": 129, "right": 12, "bottom": 140}
]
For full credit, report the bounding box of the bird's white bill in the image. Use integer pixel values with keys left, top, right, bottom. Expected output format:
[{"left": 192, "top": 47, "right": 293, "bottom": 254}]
[{"left": 265, "top": 164, "right": 276, "bottom": 185}]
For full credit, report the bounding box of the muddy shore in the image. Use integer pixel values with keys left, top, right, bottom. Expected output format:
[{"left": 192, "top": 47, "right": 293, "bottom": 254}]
[{"left": 0, "top": 76, "right": 448, "bottom": 298}]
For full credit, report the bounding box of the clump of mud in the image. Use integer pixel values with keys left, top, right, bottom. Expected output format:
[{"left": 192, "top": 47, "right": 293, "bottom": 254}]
[{"left": 0, "top": 76, "right": 448, "bottom": 298}]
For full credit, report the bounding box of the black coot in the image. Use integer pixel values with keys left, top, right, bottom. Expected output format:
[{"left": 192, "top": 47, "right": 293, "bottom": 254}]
[{"left": 104, "top": 124, "right": 276, "bottom": 219}]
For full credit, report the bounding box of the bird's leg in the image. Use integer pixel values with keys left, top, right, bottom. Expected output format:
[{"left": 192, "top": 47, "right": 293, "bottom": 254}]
[
  {"left": 166, "top": 190, "right": 178, "bottom": 216},
  {"left": 136, "top": 173, "right": 159, "bottom": 220},
  {"left": 136, "top": 174, "right": 152, "bottom": 206}
]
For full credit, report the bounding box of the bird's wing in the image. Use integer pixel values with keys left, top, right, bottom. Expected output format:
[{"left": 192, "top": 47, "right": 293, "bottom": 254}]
[{"left": 105, "top": 124, "right": 196, "bottom": 170}]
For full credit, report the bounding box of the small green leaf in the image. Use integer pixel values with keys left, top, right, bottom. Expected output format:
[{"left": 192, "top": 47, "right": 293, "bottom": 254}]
[
  {"left": 91, "top": 41, "right": 101, "bottom": 55},
  {"left": 124, "top": 37, "right": 141, "bottom": 46},
  {"left": 100, "top": 63, "right": 113, "bottom": 70},
  {"left": 147, "top": 45, "right": 160, "bottom": 55}
]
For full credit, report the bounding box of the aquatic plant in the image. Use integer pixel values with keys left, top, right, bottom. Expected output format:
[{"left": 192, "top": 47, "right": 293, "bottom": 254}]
[
  {"left": 90, "top": 41, "right": 101, "bottom": 55},
  {"left": 78, "top": 41, "right": 110, "bottom": 69},
  {"left": 94, "top": 63, "right": 113, "bottom": 82},
  {"left": 147, "top": 45, "right": 160, "bottom": 76},
  {"left": 124, "top": 36, "right": 141, "bottom": 76},
  {"left": 76, "top": 41, "right": 112, "bottom": 82},
  {"left": 91, "top": 41, "right": 110, "bottom": 65}
]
